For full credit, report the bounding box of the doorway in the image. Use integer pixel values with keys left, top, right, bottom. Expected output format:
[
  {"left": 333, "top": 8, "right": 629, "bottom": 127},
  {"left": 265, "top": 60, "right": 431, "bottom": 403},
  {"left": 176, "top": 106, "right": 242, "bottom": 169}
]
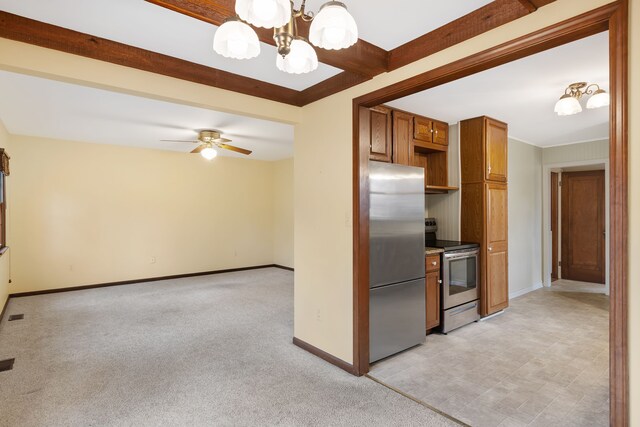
[{"left": 351, "top": 2, "right": 628, "bottom": 425}]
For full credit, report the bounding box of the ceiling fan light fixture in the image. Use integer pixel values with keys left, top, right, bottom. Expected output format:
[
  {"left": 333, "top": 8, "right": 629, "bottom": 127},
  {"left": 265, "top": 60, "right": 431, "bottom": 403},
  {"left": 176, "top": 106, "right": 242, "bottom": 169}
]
[
  {"left": 200, "top": 146, "right": 218, "bottom": 160},
  {"left": 235, "top": 0, "right": 292, "bottom": 29},
  {"left": 213, "top": 18, "right": 261, "bottom": 59},
  {"left": 586, "top": 89, "right": 610, "bottom": 109},
  {"left": 276, "top": 38, "right": 318, "bottom": 74},
  {"left": 309, "top": 1, "right": 358, "bottom": 50}
]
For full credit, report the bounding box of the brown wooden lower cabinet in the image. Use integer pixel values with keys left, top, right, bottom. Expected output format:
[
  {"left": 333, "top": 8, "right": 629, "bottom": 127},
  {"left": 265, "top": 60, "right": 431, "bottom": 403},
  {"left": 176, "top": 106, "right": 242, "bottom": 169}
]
[{"left": 425, "top": 255, "right": 441, "bottom": 331}]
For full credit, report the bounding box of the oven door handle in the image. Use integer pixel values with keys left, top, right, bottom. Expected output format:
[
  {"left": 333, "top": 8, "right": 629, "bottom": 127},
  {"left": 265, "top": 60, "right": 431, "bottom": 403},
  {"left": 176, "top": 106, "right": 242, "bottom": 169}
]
[{"left": 444, "top": 252, "right": 478, "bottom": 260}]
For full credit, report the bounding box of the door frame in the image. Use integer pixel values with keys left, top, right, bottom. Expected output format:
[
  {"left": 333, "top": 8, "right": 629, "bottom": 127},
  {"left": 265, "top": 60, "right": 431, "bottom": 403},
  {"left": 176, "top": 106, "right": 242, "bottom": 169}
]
[
  {"left": 543, "top": 159, "right": 610, "bottom": 294},
  {"left": 351, "top": 2, "right": 628, "bottom": 425}
]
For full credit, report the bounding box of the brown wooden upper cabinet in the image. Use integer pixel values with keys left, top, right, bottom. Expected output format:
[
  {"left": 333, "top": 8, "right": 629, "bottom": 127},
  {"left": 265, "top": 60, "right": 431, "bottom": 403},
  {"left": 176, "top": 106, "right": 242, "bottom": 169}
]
[
  {"left": 460, "top": 116, "right": 508, "bottom": 184},
  {"left": 392, "top": 110, "right": 414, "bottom": 166},
  {"left": 486, "top": 119, "right": 508, "bottom": 182},
  {"left": 369, "top": 106, "right": 392, "bottom": 163},
  {"left": 414, "top": 116, "right": 448, "bottom": 146}
]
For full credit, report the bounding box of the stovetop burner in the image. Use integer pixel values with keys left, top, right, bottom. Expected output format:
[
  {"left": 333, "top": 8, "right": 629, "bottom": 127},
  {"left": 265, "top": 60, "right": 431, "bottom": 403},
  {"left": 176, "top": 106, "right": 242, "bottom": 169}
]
[{"left": 425, "top": 217, "right": 479, "bottom": 251}]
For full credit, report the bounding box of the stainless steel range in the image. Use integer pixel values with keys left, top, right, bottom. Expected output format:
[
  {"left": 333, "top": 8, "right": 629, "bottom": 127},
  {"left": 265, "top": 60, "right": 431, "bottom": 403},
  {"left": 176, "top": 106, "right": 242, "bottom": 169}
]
[{"left": 425, "top": 218, "right": 480, "bottom": 333}]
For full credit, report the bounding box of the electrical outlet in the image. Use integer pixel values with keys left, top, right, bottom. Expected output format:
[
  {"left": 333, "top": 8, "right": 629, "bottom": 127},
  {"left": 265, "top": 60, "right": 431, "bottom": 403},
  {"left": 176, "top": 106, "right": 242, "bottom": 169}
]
[
  {"left": 316, "top": 309, "right": 322, "bottom": 322},
  {"left": 69, "top": 265, "right": 74, "bottom": 272},
  {"left": 150, "top": 256, "right": 156, "bottom": 264}
]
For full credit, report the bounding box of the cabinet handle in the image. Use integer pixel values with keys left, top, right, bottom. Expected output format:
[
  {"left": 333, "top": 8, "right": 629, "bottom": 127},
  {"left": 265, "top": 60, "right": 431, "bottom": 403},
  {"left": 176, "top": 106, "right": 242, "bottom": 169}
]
[
  {"left": 488, "top": 165, "right": 492, "bottom": 173},
  {"left": 438, "top": 280, "right": 442, "bottom": 284},
  {"left": 488, "top": 246, "right": 493, "bottom": 251},
  {"left": 432, "top": 261, "right": 437, "bottom": 266}
]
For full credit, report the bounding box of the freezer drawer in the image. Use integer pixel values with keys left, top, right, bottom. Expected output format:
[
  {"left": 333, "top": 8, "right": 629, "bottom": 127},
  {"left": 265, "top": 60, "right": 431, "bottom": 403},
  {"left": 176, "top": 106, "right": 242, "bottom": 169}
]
[{"left": 370, "top": 279, "right": 426, "bottom": 363}]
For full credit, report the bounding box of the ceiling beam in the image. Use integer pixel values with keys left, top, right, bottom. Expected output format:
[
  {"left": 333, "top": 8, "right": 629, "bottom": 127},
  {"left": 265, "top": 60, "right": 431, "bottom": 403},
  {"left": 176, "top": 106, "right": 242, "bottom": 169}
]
[
  {"left": 144, "top": 0, "right": 389, "bottom": 77},
  {"left": 387, "top": 0, "right": 552, "bottom": 71},
  {"left": 516, "top": 0, "right": 538, "bottom": 13},
  {"left": 0, "top": 11, "right": 300, "bottom": 106},
  {"left": 298, "top": 71, "right": 371, "bottom": 106}
]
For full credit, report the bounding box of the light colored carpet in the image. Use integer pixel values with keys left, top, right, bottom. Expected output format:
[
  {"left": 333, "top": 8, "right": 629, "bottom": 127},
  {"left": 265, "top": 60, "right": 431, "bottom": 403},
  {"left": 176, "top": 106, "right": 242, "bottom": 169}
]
[
  {"left": 369, "top": 288, "right": 609, "bottom": 427},
  {"left": 0, "top": 268, "right": 456, "bottom": 427}
]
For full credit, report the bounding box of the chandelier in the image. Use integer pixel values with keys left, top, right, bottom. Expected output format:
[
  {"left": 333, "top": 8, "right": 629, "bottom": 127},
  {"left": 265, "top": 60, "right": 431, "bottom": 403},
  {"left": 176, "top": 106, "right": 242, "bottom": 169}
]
[
  {"left": 554, "top": 82, "right": 610, "bottom": 116},
  {"left": 213, "top": 0, "right": 358, "bottom": 74}
]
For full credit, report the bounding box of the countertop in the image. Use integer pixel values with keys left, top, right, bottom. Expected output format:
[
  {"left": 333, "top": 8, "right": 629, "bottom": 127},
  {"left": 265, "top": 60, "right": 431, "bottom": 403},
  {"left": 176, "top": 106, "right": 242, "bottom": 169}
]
[{"left": 425, "top": 247, "right": 444, "bottom": 255}]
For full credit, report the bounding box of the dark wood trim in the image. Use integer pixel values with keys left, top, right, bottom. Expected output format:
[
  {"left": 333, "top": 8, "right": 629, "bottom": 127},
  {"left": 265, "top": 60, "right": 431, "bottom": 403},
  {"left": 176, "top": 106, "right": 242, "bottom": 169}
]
[
  {"left": 292, "top": 337, "right": 356, "bottom": 375},
  {"left": 299, "top": 72, "right": 371, "bottom": 106},
  {"left": 273, "top": 264, "right": 294, "bottom": 272},
  {"left": 515, "top": 0, "right": 538, "bottom": 13},
  {"left": 352, "top": 3, "right": 628, "bottom": 425},
  {"left": 387, "top": 0, "right": 546, "bottom": 71},
  {"left": 9, "top": 264, "right": 282, "bottom": 298},
  {"left": 608, "top": 1, "right": 628, "bottom": 424},
  {"left": 144, "top": 0, "right": 388, "bottom": 77},
  {"left": 0, "top": 246, "right": 8, "bottom": 257},
  {"left": 0, "top": 11, "right": 301, "bottom": 106}
]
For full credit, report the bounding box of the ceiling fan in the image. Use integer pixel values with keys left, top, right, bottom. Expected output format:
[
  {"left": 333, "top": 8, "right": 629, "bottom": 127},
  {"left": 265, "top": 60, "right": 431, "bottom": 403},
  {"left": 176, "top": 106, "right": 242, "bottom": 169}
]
[{"left": 162, "top": 130, "right": 252, "bottom": 160}]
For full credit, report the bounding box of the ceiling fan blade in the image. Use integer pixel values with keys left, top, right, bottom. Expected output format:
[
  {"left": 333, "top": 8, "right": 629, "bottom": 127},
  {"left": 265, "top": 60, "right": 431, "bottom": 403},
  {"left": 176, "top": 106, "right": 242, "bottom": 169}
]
[
  {"left": 213, "top": 137, "right": 232, "bottom": 144},
  {"left": 190, "top": 145, "right": 205, "bottom": 154},
  {"left": 218, "top": 143, "right": 252, "bottom": 155},
  {"left": 161, "top": 139, "right": 200, "bottom": 143}
]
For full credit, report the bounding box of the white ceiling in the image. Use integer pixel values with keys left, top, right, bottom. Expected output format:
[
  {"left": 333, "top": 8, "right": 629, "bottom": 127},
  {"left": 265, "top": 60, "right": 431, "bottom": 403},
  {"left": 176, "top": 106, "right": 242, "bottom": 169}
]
[
  {"left": 0, "top": 70, "right": 294, "bottom": 161},
  {"left": 388, "top": 32, "right": 610, "bottom": 147},
  {"left": 0, "top": 0, "right": 493, "bottom": 89}
]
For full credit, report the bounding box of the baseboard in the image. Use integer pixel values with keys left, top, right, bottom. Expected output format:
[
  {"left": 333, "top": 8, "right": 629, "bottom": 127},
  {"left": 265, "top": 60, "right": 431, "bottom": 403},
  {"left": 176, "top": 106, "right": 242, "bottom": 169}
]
[
  {"left": 0, "top": 295, "right": 8, "bottom": 323},
  {"left": 292, "top": 337, "right": 356, "bottom": 375},
  {"left": 509, "top": 282, "right": 543, "bottom": 300},
  {"left": 273, "top": 264, "right": 294, "bottom": 272},
  {"left": 9, "top": 264, "right": 284, "bottom": 298}
]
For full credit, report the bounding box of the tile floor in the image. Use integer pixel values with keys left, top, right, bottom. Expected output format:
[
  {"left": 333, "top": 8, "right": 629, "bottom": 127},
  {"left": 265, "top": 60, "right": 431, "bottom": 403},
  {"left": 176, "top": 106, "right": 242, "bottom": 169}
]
[
  {"left": 551, "top": 278, "right": 607, "bottom": 294},
  {"left": 369, "top": 287, "right": 609, "bottom": 427}
]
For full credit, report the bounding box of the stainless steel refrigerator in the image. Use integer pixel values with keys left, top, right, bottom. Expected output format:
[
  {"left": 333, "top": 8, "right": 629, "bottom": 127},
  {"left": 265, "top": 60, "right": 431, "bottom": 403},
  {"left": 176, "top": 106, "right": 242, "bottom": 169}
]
[{"left": 369, "top": 161, "right": 426, "bottom": 363}]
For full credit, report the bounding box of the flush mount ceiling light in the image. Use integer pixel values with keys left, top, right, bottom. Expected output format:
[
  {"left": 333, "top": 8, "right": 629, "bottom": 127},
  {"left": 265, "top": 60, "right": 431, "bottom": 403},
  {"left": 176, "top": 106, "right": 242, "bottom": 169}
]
[
  {"left": 554, "top": 82, "right": 610, "bottom": 116},
  {"left": 213, "top": 0, "right": 357, "bottom": 74}
]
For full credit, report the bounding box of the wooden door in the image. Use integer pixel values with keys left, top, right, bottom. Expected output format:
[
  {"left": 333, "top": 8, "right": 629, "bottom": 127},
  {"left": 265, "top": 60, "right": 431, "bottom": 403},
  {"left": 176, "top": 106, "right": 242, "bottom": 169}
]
[
  {"left": 561, "top": 170, "right": 605, "bottom": 283},
  {"left": 425, "top": 271, "right": 440, "bottom": 330},
  {"left": 393, "top": 111, "right": 413, "bottom": 165},
  {"left": 432, "top": 121, "right": 448, "bottom": 145},
  {"left": 485, "top": 118, "right": 508, "bottom": 182},
  {"left": 551, "top": 172, "right": 559, "bottom": 281},
  {"left": 485, "top": 182, "right": 509, "bottom": 314},
  {"left": 369, "top": 106, "right": 392, "bottom": 162}
]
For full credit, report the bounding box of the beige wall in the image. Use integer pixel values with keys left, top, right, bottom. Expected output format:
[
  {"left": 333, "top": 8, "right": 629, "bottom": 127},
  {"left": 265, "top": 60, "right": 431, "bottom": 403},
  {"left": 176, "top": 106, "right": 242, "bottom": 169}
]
[
  {"left": 273, "top": 158, "right": 294, "bottom": 268},
  {"left": 508, "top": 139, "right": 543, "bottom": 297},
  {"left": 0, "top": 120, "right": 10, "bottom": 310},
  {"left": 628, "top": 0, "right": 639, "bottom": 423},
  {"left": 8, "top": 135, "right": 280, "bottom": 293},
  {"left": 542, "top": 139, "right": 609, "bottom": 164}
]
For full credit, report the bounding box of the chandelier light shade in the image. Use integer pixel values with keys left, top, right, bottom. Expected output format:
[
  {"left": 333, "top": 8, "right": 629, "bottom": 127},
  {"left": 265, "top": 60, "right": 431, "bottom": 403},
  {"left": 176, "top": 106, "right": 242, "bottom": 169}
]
[
  {"left": 586, "top": 89, "right": 610, "bottom": 109},
  {"left": 213, "top": 18, "right": 260, "bottom": 59},
  {"left": 554, "top": 94, "right": 582, "bottom": 116},
  {"left": 235, "top": 0, "right": 292, "bottom": 29},
  {"left": 200, "top": 146, "right": 218, "bottom": 160},
  {"left": 554, "top": 82, "right": 609, "bottom": 116},
  {"left": 276, "top": 38, "right": 318, "bottom": 74},
  {"left": 309, "top": 1, "right": 358, "bottom": 50}
]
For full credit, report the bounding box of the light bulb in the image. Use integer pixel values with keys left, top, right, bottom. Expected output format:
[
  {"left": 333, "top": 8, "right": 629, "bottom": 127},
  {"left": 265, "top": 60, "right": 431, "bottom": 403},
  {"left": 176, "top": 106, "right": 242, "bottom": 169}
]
[
  {"left": 213, "top": 19, "right": 260, "bottom": 59},
  {"left": 201, "top": 147, "right": 218, "bottom": 160}
]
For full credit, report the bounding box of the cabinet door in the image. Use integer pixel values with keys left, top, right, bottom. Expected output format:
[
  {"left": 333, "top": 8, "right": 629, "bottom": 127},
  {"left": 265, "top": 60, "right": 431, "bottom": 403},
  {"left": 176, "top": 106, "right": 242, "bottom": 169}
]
[
  {"left": 485, "top": 182, "right": 509, "bottom": 314},
  {"left": 432, "top": 121, "right": 448, "bottom": 146},
  {"left": 485, "top": 118, "right": 508, "bottom": 182},
  {"left": 369, "top": 107, "right": 392, "bottom": 162},
  {"left": 413, "top": 116, "right": 433, "bottom": 142},
  {"left": 393, "top": 111, "right": 413, "bottom": 166},
  {"left": 425, "top": 270, "right": 440, "bottom": 330}
]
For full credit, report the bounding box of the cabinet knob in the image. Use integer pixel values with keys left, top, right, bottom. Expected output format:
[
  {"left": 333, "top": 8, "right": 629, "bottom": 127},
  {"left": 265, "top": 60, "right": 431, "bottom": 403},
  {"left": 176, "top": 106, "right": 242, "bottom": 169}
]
[
  {"left": 438, "top": 280, "right": 442, "bottom": 284},
  {"left": 432, "top": 261, "right": 437, "bottom": 266},
  {"left": 488, "top": 165, "right": 492, "bottom": 173},
  {"left": 488, "top": 246, "right": 493, "bottom": 251}
]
